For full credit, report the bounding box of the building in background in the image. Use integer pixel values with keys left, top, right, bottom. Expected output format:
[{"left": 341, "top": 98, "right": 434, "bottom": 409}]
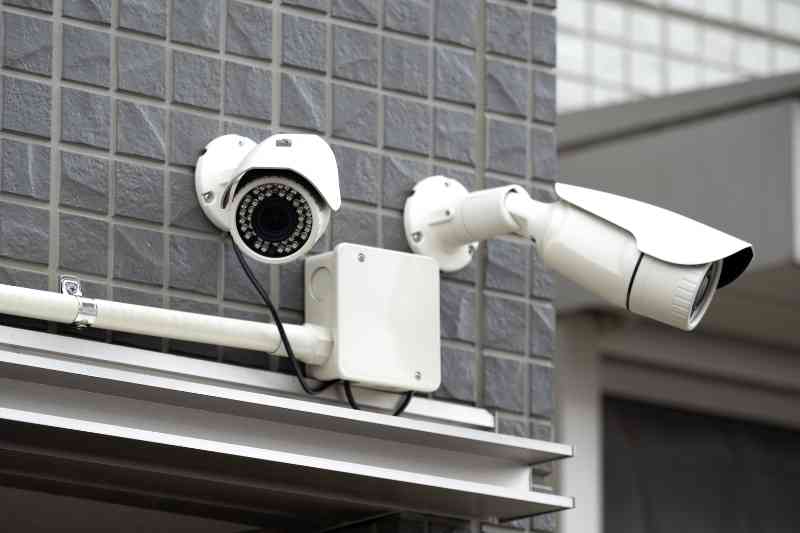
[
  {"left": 556, "top": 3, "right": 800, "bottom": 533},
  {"left": 557, "top": 0, "right": 800, "bottom": 111}
]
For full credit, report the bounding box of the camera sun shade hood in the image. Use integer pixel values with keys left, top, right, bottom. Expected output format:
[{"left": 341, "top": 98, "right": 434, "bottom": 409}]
[
  {"left": 554, "top": 183, "right": 753, "bottom": 288},
  {"left": 195, "top": 134, "right": 341, "bottom": 231},
  {"left": 234, "top": 134, "right": 341, "bottom": 210}
]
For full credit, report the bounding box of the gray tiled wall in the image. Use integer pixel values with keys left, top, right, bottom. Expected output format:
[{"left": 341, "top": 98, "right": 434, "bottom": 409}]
[{"left": 0, "top": 1, "right": 557, "bottom": 530}]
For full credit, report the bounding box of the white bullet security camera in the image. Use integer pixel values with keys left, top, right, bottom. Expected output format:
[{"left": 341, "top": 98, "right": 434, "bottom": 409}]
[
  {"left": 195, "top": 134, "right": 341, "bottom": 264},
  {"left": 404, "top": 176, "right": 753, "bottom": 331}
]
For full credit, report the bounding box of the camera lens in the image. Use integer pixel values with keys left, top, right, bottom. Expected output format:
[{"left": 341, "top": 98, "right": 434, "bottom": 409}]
[
  {"left": 254, "top": 196, "right": 297, "bottom": 242},
  {"left": 236, "top": 182, "right": 313, "bottom": 259},
  {"left": 691, "top": 265, "right": 714, "bottom": 318}
]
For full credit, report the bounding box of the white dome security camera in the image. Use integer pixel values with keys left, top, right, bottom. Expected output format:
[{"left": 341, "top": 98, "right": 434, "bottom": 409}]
[
  {"left": 195, "top": 134, "right": 341, "bottom": 264},
  {"left": 404, "top": 176, "right": 753, "bottom": 331}
]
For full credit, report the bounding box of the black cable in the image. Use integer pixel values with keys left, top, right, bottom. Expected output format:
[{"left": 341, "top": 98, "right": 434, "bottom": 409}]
[
  {"left": 393, "top": 390, "right": 413, "bottom": 416},
  {"left": 344, "top": 380, "right": 414, "bottom": 416},
  {"left": 232, "top": 237, "right": 413, "bottom": 415},
  {"left": 343, "top": 380, "right": 359, "bottom": 409},
  {"left": 231, "top": 241, "right": 338, "bottom": 395}
]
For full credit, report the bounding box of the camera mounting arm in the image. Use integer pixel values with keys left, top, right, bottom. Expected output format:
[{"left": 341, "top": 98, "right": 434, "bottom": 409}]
[{"left": 403, "top": 176, "right": 537, "bottom": 271}]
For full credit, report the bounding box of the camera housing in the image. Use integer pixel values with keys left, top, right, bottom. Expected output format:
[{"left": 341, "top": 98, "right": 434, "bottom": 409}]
[
  {"left": 404, "top": 176, "right": 753, "bottom": 331},
  {"left": 305, "top": 244, "right": 441, "bottom": 392},
  {"left": 535, "top": 182, "right": 751, "bottom": 330},
  {"left": 195, "top": 134, "right": 341, "bottom": 264}
]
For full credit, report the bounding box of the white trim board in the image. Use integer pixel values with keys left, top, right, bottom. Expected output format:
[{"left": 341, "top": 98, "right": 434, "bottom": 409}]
[
  {"left": 0, "top": 324, "right": 494, "bottom": 429},
  {"left": 0, "top": 380, "right": 573, "bottom": 527},
  {"left": 0, "top": 324, "right": 574, "bottom": 525}
]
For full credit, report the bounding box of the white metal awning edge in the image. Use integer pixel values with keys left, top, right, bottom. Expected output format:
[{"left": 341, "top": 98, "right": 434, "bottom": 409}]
[{"left": 0, "top": 324, "right": 573, "bottom": 525}]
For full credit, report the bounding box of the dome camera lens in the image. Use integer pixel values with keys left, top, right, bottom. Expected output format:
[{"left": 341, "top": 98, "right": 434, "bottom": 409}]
[
  {"left": 236, "top": 182, "right": 313, "bottom": 259},
  {"left": 255, "top": 196, "right": 297, "bottom": 241}
]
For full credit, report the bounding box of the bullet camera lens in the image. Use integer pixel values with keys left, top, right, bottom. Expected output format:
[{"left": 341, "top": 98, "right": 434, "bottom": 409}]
[
  {"left": 691, "top": 265, "right": 714, "bottom": 319},
  {"left": 236, "top": 182, "right": 313, "bottom": 259}
]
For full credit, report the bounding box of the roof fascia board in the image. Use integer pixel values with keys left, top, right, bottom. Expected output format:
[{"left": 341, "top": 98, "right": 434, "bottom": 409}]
[
  {"left": 560, "top": 73, "right": 800, "bottom": 152},
  {"left": 0, "top": 324, "right": 494, "bottom": 429}
]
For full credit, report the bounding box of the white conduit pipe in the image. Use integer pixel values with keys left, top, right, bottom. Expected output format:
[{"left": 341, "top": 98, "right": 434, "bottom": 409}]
[{"left": 0, "top": 283, "right": 332, "bottom": 366}]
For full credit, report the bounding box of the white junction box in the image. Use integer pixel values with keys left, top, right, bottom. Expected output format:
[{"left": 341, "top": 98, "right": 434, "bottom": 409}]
[{"left": 305, "top": 243, "right": 441, "bottom": 393}]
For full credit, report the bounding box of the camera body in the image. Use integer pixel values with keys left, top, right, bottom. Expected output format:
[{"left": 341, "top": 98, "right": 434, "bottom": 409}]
[
  {"left": 536, "top": 183, "right": 751, "bottom": 330},
  {"left": 195, "top": 134, "right": 341, "bottom": 264},
  {"left": 404, "top": 176, "right": 753, "bottom": 331}
]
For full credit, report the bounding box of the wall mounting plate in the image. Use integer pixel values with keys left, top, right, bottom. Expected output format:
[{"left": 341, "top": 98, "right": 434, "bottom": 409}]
[
  {"left": 403, "top": 176, "right": 478, "bottom": 272},
  {"left": 194, "top": 134, "right": 257, "bottom": 231}
]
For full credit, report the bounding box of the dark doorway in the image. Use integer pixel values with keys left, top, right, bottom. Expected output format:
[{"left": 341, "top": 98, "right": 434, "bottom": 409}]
[
  {"left": 604, "top": 396, "right": 800, "bottom": 533},
  {"left": 0, "top": 485, "right": 248, "bottom": 532}
]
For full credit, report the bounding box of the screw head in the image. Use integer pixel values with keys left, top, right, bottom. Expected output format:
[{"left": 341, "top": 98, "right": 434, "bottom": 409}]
[
  {"left": 467, "top": 244, "right": 476, "bottom": 255},
  {"left": 202, "top": 191, "right": 214, "bottom": 203},
  {"left": 444, "top": 181, "right": 450, "bottom": 188},
  {"left": 445, "top": 209, "right": 452, "bottom": 217},
  {"left": 411, "top": 231, "right": 423, "bottom": 243},
  {"left": 357, "top": 253, "right": 366, "bottom": 262},
  {"left": 414, "top": 371, "right": 422, "bottom": 380},
  {"left": 238, "top": 139, "right": 245, "bottom": 147}
]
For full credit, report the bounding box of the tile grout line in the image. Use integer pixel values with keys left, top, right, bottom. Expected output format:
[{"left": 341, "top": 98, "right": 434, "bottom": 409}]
[
  {"left": 107, "top": 0, "right": 119, "bottom": 310},
  {"left": 524, "top": 2, "right": 535, "bottom": 455},
  {"left": 474, "top": 0, "right": 488, "bottom": 413},
  {"left": 96, "top": 0, "right": 118, "bottom": 345},
  {"left": 269, "top": 1, "right": 282, "bottom": 371},
  {"left": 47, "top": 0, "right": 64, "bottom": 337},
  {"left": 215, "top": 0, "right": 229, "bottom": 362},
  {"left": 375, "top": 0, "right": 386, "bottom": 253},
  {"left": 161, "top": 0, "right": 175, "bottom": 353}
]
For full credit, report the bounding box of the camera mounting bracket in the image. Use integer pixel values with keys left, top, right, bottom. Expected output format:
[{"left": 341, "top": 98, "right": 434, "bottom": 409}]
[
  {"left": 404, "top": 176, "right": 478, "bottom": 272},
  {"left": 195, "top": 134, "right": 257, "bottom": 231}
]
